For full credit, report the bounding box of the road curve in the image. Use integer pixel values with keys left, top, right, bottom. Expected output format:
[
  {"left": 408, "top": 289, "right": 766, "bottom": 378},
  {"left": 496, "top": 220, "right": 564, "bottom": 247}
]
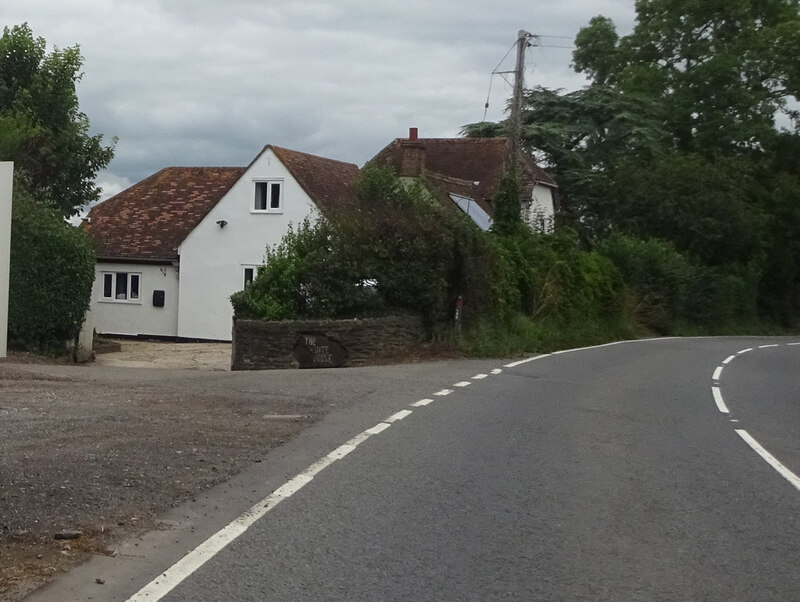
[{"left": 31, "top": 336, "right": 800, "bottom": 601}]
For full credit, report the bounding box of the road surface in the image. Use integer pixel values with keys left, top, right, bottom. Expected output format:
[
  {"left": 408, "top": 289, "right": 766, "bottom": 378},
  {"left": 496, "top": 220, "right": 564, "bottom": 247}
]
[{"left": 29, "top": 337, "right": 800, "bottom": 601}]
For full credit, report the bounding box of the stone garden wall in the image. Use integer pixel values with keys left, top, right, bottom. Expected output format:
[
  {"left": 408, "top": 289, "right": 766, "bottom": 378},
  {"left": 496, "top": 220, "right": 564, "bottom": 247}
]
[{"left": 231, "top": 315, "right": 425, "bottom": 370}]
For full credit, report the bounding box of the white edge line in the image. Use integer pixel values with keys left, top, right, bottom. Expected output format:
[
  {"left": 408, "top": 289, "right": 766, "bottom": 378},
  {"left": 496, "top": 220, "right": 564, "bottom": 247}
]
[
  {"left": 712, "top": 386, "right": 729, "bottom": 414},
  {"left": 411, "top": 398, "right": 434, "bottom": 407},
  {"left": 712, "top": 366, "right": 724, "bottom": 381},
  {"left": 128, "top": 424, "right": 386, "bottom": 601},
  {"left": 127, "top": 474, "right": 314, "bottom": 601},
  {"left": 721, "top": 355, "right": 736, "bottom": 365},
  {"left": 736, "top": 429, "right": 800, "bottom": 493},
  {"left": 386, "top": 409, "right": 412, "bottom": 423},
  {"left": 365, "top": 422, "right": 391, "bottom": 435}
]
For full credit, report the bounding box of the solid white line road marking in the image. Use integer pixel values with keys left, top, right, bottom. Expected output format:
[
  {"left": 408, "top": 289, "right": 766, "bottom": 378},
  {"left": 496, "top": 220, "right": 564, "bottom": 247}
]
[
  {"left": 490, "top": 369, "right": 502, "bottom": 375},
  {"left": 453, "top": 381, "right": 471, "bottom": 387},
  {"left": 736, "top": 430, "right": 800, "bottom": 493},
  {"left": 712, "top": 386, "right": 730, "bottom": 414},
  {"left": 127, "top": 472, "right": 315, "bottom": 601},
  {"left": 386, "top": 409, "right": 412, "bottom": 423},
  {"left": 411, "top": 398, "right": 434, "bottom": 407},
  {"left": 712, "top": 366, "right": 724, "bottom": 381},
  {"left": 504, "top": 356, "right": 540, "bottom": 367},
  {"left": 722, "top": 354, "right": 736, "bottom": 365},
  {"left": 434, "top": 389, "right": 453, "bottom": 396},
  {"left": 472, "top": 374, "right": 488, "bottom": 380}
]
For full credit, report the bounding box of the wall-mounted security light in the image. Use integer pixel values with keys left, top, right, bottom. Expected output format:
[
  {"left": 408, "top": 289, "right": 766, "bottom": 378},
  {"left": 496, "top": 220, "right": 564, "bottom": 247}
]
[{"left": 216, "top": 220, "right": 228, "bottom": 228}]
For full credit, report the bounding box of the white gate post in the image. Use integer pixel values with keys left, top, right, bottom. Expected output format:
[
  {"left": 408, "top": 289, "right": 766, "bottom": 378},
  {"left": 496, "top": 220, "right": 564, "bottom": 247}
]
[{"left": 0, "top": 162, "right": 13, "bottom": 358}]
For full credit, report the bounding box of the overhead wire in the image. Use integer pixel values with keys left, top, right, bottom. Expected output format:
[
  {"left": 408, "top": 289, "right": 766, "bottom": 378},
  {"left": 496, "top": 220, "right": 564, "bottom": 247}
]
[{"left": 480, "top": 34, "right": 575, "bottom": 122}]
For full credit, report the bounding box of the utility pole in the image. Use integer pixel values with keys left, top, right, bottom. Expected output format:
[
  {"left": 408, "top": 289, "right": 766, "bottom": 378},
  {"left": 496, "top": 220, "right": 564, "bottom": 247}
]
[{"left": 508, "top": 30, "right": 534, "bottom": 162}]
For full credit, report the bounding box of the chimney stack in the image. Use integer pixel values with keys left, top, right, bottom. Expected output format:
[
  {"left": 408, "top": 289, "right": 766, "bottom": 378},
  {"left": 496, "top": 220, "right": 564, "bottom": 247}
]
[{"left": 399, "top": 128, "right": 425, "bottom": 177}]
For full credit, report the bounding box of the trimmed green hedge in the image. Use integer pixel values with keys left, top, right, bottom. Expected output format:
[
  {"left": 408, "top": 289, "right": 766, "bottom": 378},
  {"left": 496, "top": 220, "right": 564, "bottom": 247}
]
[{"left": 8, "top": 187, "right": 95, "bottom": 352}]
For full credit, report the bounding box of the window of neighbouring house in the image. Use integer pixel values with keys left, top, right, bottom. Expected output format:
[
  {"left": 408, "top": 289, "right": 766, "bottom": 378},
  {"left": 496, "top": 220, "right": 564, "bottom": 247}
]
[
  {"left": 253, "top": 180, "right": 283, "bottom": 212},
  {"left": 101, "top": 271, "right": 142, "bottom": 303}
]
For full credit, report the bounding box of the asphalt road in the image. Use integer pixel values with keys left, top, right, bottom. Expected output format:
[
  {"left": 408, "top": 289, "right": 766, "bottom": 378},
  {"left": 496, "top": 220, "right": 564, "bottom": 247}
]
[{"left": 31, "top": 337, "right": 800, "bottom": 601}]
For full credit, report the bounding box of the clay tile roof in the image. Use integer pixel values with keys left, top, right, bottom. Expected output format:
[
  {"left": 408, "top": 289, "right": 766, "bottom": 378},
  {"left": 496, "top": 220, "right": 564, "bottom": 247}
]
[
  {"left": 268, "top": 146, "right": 360, "bottom": 215},
  {"left": 371, "top": 136, "right": 556, "bottom": 205},
  {"left": 85, "top": 167, "right": 245, "bottom": 262}
]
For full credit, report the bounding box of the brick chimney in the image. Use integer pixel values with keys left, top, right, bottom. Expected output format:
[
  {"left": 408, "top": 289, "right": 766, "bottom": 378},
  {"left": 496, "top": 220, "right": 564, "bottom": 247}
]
[{"left": 399, "top": 127, "right": 425, "bottom": 177}]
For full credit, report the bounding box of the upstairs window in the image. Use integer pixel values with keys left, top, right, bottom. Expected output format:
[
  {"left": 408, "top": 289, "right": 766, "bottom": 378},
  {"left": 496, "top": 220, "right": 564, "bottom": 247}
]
[
  {"left": 253, "top": 180, "right": 283, "bottom": 212},
  {"left": 101, "top": 272, "right": 141, "bottom": 303}
]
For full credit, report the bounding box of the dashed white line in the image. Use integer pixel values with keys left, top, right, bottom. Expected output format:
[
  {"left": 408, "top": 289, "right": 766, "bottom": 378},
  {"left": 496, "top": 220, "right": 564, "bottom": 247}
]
[
  {"left": 386, "top": 409, "right": 412, "bottom": 423},
  {"left": 472, "top": 374, "right": 488, "bottom": 380},
  {"left": 490, "top": 369, "right": 502, "bottom": 375},
  {"left": 411, "top": 398, "right": 434, "bottom": 407},
  {"left": 434, "top": 389, "right": 453, "bottom": 396},
  {"left": 788, "top": 342, "right": 800, "bottom": 346},
  {"left": 712, "top": 366, "right": 724, "bottom": 381},
  {"left": 736, "top": 430, "right": 800, "bottom": 493},
  {"left": 759, "top": 344, "right": 780, "bottom": 349},
  {"left": 722, "top": 355, "right": 736, "bottom": 365},
  {"left": 738, "top": 347, "right": 753, "bottom": 354},
  {"left": 453, "top": 381, "right": 471, "bottom": 388},
  {"left": 712, "top": 386, "right": 730, "bottom": 414},
  {"left": 364, "top": 422, "right": 391, "bottom": 435}
]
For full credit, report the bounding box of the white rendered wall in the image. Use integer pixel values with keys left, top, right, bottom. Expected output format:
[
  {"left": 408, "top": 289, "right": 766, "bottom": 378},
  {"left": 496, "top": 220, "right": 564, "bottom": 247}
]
[
  {"left": 177, "top": 149, "right": 319, "bottom": 341},
  {"left": 0, "top": 163, "right": 12, "bottom": 357},
  {"left": 90, "top": 262, "right": 179, "bottom": 337},
  {"left": 528, "top": 184, "right": 555, "bottom": 233}
]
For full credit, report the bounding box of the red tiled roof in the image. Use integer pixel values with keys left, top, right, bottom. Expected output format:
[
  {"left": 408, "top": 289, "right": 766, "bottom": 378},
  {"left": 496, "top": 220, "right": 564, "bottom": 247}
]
[
  {"left": 370, "top": 136, "right": 556, "bottom": 211},
  {"left": 85, "top": 146, "right": 360, "bottom": 262},
  {"left": 269, "top": 146, "right": 360, "bottom": 215},
  {"left": 85, "top": 167, "right": 245, "bottom": 262}
]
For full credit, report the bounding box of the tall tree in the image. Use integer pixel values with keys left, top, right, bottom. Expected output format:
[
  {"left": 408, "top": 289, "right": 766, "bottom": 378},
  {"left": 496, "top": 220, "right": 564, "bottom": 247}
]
[
  {"left": 0, "top": 23, "right": 115, "bottom": 216},
  {"left": 574, "top": 0, "right": 800, "bottom": 154}
]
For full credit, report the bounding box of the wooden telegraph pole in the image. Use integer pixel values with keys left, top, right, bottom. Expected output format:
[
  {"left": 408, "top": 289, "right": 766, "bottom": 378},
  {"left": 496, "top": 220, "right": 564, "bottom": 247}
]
[{"left": 508, "top": 30, "right": 534, "bottom": 162}]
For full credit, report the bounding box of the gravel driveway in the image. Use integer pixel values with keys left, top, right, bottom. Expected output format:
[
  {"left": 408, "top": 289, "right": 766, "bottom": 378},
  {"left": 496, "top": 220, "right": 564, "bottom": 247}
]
[{"left": 0, "top": 341, "right": 320, "bottom": 600}]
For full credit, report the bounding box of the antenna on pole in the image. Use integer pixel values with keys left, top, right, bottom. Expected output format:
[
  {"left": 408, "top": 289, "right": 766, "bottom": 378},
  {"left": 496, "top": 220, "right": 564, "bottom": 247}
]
[{"left": 508, "top": 30, "right": 535, "bottom": 162}]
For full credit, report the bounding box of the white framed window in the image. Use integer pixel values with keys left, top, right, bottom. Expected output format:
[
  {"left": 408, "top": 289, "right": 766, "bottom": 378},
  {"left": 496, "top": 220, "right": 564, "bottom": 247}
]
[
  {"left": 242, "top": 264, "right": 263, "bottom": 287},
  {"left": 101, "top": 271, "right": 141, "bottom": 303},
  {"left": 253, "top": 180, "right": 283, "bottom": 212}
]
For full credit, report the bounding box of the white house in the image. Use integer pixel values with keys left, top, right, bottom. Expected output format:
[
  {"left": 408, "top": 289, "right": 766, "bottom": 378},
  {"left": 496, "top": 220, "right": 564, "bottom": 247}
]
[
  {"left": 84, "top": 146, "right": 360, "bottom": 341},
  {"left": 370, "top": 129, "right": 557, "bottom": 232}
]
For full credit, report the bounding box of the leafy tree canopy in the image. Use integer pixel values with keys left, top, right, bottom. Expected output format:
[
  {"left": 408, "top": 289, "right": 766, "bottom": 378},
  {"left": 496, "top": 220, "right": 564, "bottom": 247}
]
[
  {"left": 574, "top": 0, "right": 800, "bottom": 154},
  {"left": 0, "top": 23, "right": 115, "bottom": 216}
]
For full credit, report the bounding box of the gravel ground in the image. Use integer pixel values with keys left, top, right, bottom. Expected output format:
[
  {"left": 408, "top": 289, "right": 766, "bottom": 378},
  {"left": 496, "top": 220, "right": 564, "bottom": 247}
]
[{"left": 0, "top": 343, "right": 329, "bottom": 601}]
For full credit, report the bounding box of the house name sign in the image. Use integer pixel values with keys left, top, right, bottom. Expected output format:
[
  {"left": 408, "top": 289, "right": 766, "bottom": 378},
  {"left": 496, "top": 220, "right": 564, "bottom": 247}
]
[{"left": 293, "top": 334, "right": 347, "bottom": 368}]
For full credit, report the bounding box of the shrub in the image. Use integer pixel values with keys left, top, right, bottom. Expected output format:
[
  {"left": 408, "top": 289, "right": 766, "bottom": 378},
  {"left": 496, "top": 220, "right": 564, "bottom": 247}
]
[{"left": 8, "top": 187, "right": 95, "bottom": 352}]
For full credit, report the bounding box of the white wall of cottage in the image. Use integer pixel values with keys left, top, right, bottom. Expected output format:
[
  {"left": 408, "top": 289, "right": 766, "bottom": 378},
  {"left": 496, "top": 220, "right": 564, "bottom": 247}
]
[
  {"left": 90, "top": 262, "right": 180, "bottom": 337},
  {"left": 176, "top": 148, "right": 319, "bottom": 341}
]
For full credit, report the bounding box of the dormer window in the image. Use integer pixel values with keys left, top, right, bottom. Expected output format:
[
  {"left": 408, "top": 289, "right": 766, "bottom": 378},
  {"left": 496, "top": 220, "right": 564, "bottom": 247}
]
[{"left": 253, "top": 180, "right": 283, "bottom": 212}]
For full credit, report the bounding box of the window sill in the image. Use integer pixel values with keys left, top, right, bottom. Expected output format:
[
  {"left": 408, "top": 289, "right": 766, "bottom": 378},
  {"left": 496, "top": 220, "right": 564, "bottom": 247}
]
[
  {"left": 99, "top": 298, "right": 143, "bottom": 305},
  {"left": 251, "top": 209, "right": 284, "bottom": 214}
]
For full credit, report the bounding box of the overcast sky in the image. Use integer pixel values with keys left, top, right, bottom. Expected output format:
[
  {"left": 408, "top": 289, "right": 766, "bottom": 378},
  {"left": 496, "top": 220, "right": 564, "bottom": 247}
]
[{"left": 2, "top": 1, "right": 635, "bottom": 200}]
